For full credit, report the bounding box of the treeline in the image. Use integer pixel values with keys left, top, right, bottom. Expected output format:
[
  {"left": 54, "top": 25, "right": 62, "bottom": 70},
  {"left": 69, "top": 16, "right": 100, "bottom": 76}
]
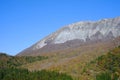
[
  {"left": 0, "top": 53, "right": 73, "bottom": 80},
  {"left": 96, "top": 46, "right": 120, "bottom": 80},
  {"left": 0, "top": 53, "right": 47, "bottom": 68},
  {"left": 0, "top": 68, "right": 73, "bottom": 80}
]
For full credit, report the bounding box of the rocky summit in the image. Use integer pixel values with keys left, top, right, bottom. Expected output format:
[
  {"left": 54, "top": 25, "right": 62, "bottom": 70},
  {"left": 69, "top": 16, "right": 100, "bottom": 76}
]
[{"left": 18, "top": 17, "right": 120, "bottom": 56}]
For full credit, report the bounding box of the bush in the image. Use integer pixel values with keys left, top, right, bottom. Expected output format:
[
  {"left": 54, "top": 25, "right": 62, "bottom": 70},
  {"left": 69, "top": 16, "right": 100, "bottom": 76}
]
[{"left": 96, "top": 72, "right": 111, "bottom": 80}]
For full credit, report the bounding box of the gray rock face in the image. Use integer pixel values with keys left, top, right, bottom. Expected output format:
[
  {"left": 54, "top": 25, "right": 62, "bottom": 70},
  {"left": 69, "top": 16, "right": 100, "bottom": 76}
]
[
  {"left": 18, "top": 17, "right": 120, "bottom": 56},
  {"left": 33, "top": 17, "right": 120, "bottom": 49}
]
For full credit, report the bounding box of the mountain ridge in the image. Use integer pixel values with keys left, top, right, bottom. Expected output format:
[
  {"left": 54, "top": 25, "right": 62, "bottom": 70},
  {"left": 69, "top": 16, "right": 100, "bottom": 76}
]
[{"left": 17, "top": 17, "right": 120, "bottom": 56}]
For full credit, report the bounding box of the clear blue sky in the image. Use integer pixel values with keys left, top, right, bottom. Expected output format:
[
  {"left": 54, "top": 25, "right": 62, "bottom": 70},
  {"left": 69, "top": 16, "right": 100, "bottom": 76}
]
[{"left": 0, "top": 0, "right": 120, "bottom": 55}]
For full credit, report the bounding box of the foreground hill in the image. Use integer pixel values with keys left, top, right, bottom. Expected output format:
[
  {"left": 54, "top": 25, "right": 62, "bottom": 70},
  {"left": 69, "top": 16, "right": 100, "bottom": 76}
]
[
  {"left": 0, "top": 53, "right": 47, "bottom": 68},
  {"left": 1, "top": 46, "right": 120, "bottom": 80},
  {"left": 82, "top": 45, "right": 120, "bottom": 80},
  {"left": 0, "top": 53, "right": 73, "bottom": 80}
]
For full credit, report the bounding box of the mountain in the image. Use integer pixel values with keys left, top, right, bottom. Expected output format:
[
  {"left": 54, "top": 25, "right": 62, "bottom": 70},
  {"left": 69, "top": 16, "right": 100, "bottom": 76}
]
[{"left": 17, "top": 17, "right": 120, "bottom": 56}]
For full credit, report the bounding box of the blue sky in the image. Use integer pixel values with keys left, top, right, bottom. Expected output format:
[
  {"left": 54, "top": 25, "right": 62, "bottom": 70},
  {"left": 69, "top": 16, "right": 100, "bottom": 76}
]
[{"left": 0, "top": 0, "right": 120, "bottom": 55}]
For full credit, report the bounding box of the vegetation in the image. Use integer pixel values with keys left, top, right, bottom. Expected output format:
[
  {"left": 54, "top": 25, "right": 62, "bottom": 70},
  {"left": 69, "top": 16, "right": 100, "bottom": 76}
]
[
  {"left": 0, "top": 53, "right": 73, "bottom": 80},
  {"left": 95, "top": 46, "right": 120, "bottom": 80},
  {"left": 80, "top": 46, "right": 120, "bottom": 80},
  {"left": 1, "top": 45, "right": 120, "bottom": 80},
  {"left": 0, "top": 68, "right": 73, "bottom": 80},
  {"left": 96, "top": 72, "right": 112, "bottom": 80},
  {"left": 0, "top": 53, "right": 47, "bottom": 68}
]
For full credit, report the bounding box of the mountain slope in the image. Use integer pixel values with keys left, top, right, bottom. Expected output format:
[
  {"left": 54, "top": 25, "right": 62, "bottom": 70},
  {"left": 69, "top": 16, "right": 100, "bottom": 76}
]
[
  {"left": 20, "top": 40, "right": 120, "bottom": 80},
  {"left": 18, "top": 17, "right": 120, "bottom": 56}
]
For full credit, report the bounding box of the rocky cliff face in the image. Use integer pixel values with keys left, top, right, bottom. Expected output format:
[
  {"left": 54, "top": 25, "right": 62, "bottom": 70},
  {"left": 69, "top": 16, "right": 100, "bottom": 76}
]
[{"left": 18, "top": 17, "right": 120, "bottom": 56}]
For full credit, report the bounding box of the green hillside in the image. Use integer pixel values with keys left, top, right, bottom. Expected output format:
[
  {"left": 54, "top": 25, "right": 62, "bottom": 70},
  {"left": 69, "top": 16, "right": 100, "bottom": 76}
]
[
  {"left": 0, "top": 46, "right": 120, "bottom": 80},
  {"left": 82, "top": 46, "right": 120, "bottom": 80},
  {"left": 0, "top": 53, "right": 47, "bottom": 68},
  {"left": 0, "top": 53, "right": 73, "bottom": 80},
  {"left": 95, "top": 46, "right": 120, "bottom": 80},
  {"left": 0, "top": 68, "right": 73, "bottom": 80}
]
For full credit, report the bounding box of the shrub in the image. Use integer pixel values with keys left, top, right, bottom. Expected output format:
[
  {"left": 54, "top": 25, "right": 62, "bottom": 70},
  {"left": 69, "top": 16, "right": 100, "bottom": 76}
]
[{"left": 96, "top": 72, "right": 111, "bottom": 80}]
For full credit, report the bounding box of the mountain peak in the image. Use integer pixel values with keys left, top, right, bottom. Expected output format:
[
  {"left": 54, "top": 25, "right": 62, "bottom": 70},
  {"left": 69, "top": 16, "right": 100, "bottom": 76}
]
[{"left": 18, "top": 17, "right": 120, "bottom": 56}]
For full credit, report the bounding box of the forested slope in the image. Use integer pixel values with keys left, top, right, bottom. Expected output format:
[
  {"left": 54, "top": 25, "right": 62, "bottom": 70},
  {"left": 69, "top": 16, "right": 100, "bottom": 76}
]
[{"left": 0, "top": 53, "right": 73, "bottom": 80}]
